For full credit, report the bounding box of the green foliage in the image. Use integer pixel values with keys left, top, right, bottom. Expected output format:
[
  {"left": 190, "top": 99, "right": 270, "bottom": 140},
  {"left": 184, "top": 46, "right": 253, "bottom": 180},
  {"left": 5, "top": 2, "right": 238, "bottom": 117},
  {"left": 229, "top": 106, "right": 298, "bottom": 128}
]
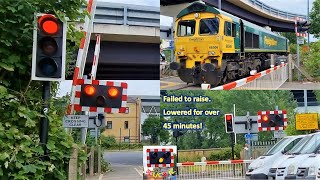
[
  {"left": 280, "top": 32, "right": 296, "bottom": 45},
  {"left": 208, "top": 144, "right": 243, "bottom": 161},
  {"left": 106, "top": 143, "right": 144, "bottom": 150},
  {"left": 0, "top": 0, "right": 88, "bottom": 179},
  {"left": 161, "top": 91, "right": 298, "bottom": 149},
  {"left": 309, "top": 0, "right": 320, "bottom": 38},
  {"left": 300, "top": 40, "right": 320, "bottom": 79},
  {"left": 141, "top": 115, "right": 170, "bottom": 144},
  {"left": 100, "top": 135, "right": 117, "bottom": 148}
]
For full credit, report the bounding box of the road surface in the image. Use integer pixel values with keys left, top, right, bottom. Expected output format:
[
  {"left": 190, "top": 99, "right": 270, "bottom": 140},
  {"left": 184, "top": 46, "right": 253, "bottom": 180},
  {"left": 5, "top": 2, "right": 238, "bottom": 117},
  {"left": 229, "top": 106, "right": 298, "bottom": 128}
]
[{"left": 101, "top": 151, "right": 143, "bottom": 180}]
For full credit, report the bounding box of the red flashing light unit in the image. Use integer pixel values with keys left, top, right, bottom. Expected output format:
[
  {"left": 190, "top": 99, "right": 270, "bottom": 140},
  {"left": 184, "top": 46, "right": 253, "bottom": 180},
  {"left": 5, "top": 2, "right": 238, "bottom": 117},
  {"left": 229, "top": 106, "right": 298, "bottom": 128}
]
[
  {"left": 73, "top": 79, "right": 128, "bottom": 115},
  {"left": 257, "top": 110, "right": 287, "bottom": 132},
  {"left": 146, "top": 148, "right": 174, "bottom": 168}
]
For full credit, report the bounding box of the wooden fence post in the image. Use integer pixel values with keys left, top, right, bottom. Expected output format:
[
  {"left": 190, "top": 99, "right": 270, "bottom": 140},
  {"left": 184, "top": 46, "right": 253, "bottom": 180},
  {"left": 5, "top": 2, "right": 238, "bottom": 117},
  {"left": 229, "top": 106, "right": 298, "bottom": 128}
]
[
  {"left": 68, "top": 144, "right": 78, "bottom": 180},
  {"left": 81, "top": 146, "right": 87, "bottom": 180},
  {"left": 98, "top": 145, "right": 101, "bottom": 174},
  {"left": 89, "top": 146, "right": 95, "bottom": 176}
]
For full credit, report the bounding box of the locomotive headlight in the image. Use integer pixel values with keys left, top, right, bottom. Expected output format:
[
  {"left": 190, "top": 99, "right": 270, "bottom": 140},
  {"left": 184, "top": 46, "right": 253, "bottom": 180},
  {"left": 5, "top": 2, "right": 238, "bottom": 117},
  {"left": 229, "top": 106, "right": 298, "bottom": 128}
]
[
  {"left": 211, "top": 52, "right": 215, "bottom": 55},
  {"left": 208, "top": 52, "right": 211, "bottom": 55},
  {"left": 194, "top": 13, "right": 200, "bottom": 19},
  {"left": 177, "top": 52, "right": 182, "bottom": 55}
]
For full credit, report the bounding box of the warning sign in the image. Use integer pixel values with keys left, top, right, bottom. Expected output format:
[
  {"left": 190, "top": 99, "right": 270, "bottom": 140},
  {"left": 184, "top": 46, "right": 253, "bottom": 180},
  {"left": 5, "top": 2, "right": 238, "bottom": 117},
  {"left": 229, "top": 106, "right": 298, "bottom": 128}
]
[{"left": 295, "top": 113, "right": 318, "bottom": 130}]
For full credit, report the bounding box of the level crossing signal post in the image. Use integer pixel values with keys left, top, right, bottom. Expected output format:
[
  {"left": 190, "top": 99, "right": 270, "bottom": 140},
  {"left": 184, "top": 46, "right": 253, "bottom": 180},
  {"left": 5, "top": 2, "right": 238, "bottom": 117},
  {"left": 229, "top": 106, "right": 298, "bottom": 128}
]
[{"left": 31, "top": 14, "right": 67, "bottom": 154}]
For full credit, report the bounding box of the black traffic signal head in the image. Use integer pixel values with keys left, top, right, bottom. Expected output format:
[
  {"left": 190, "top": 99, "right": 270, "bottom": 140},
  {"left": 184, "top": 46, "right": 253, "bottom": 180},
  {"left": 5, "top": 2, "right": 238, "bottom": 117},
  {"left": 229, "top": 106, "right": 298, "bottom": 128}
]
[
  {"left": 80, "top": 84, "right": 123, "bottom": 108},
  {"left": 32, "top": 14, "right": 66, "bottom": 81},
  {"left": 297, "top": 21, "right": 311, "bottom": 32},
  {"left": 173, "top": 130, "right": 184, "bottom": 138},
  {"left": 225, "top": 114, "right": 234, "bottom": 133}
]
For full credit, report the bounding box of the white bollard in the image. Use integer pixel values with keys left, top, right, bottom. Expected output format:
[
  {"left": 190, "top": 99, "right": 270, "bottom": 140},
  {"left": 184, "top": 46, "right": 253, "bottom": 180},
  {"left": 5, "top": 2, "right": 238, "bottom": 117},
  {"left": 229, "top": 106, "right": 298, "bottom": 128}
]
[
  {"left": 201, "top": 84, "right": 211, "bottom": 90},
  {"left": 201, "top": 156, "right": 206, "bottom": 173}
]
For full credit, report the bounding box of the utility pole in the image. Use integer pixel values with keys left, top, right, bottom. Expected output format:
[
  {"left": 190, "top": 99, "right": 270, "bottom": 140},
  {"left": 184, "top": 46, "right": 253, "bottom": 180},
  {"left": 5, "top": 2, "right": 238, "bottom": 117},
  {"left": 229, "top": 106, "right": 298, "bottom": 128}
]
[{"left": 307, "top": 0, "right": 310, "bottom": 46}]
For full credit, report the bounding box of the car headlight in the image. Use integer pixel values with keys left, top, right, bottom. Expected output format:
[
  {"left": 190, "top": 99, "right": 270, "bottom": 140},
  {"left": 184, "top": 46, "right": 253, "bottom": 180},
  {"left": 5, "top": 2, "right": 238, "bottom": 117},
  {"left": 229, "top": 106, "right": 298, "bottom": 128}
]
[
  {"left": 287, "top": 164, "right": 296, "bottom": 175},
  {"left": 250, "top": 161, "right": 265, "bottom": 170},
  {"left": 309, "top": 166, "right": 316, "bottom": 176}
]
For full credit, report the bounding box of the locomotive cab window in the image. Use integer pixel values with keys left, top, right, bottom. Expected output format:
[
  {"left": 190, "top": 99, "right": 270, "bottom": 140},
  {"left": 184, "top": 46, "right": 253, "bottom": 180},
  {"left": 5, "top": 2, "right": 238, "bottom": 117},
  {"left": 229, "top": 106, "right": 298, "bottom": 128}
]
[
  {"left": 177, "top": 20, "right": 196, "bottom": 37},
  {"left": 224, "top": 22, "right": 232, "bottom": 36},
  {"left": 199, "top": 18, "right": 219, "bottom": 35},
  {"left": 232, "top": 23, "right": 237, "bottom": 37}
]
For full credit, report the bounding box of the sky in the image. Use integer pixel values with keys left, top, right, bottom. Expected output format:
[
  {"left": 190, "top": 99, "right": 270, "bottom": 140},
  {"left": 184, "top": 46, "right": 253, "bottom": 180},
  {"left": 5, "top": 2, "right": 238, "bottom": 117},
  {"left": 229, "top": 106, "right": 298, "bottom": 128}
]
[
  {"left": 57, "top": 80, "right": 160, "bottom": 97},
  {"left": 100, "top": 0, "right": 159, "bottom": 7}
]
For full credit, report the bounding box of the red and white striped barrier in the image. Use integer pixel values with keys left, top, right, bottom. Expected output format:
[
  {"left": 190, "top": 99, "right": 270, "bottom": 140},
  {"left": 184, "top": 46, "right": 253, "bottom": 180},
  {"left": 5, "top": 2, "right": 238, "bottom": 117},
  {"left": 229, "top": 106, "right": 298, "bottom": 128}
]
[
  {"left": 177, "top": 160, "right": 253, "bottom": 166},
  {"left": 90, "top": 34, "right": 101, "bottom": 80},
  {"left": 208, "top": 63, "right": 287, "bottom": 90},
  {"left": 67, "top": 0, "right": 97, "bottom": 115}
]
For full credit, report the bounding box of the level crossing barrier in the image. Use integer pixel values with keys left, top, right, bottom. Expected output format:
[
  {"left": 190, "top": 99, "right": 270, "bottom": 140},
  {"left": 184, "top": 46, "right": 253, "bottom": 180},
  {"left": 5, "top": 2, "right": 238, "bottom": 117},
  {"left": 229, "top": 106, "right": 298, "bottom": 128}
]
[
  {"left": 203, "top": 62, "right": 288, "bottom": 90},
  {"left": 176, "top": 160, "right": 253, "bottom": 180}
]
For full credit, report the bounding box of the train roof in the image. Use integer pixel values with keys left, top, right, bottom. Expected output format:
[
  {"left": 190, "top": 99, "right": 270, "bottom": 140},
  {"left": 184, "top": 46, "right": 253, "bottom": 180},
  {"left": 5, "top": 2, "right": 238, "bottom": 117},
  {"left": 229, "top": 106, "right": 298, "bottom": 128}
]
[{"left": 177, "top": 1, "right": 287, "bottom": 40}]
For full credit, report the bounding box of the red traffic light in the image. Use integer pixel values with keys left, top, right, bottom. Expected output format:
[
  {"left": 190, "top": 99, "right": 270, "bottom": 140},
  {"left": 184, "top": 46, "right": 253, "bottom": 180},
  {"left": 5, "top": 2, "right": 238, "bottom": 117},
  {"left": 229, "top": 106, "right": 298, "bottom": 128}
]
[
  {"left": 84, "top": 85, "right": 96, "bottom": 96},
  {"left": 38, "top": 14, "right": 59, "bottom": 35},
  {"left": 225, "top": 114, "right": 233, "bottom": 121},
  {"left": 262, "top": 115, "right": 269, "bottom": 122},
  {"left": 108, "top": 87, "right": 119, "bottom": 98}
]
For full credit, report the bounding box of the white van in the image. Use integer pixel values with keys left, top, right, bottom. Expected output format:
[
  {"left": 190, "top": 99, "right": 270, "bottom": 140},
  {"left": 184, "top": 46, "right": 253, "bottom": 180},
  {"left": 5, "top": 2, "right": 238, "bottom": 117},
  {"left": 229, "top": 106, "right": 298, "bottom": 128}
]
[
  {"left": 268, "top": 133, "right": 320, "bottom": 180},
  {"left": 246, "top": 135, "right": 304, "bottom": 179}
]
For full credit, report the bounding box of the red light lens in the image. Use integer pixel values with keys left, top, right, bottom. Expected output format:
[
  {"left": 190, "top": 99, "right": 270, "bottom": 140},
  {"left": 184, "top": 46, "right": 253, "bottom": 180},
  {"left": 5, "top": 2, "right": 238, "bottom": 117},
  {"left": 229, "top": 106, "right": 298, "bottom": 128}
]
[
  {"left": 262, "top": 115, "right": 269, "bottom": 122},
  {"left": 38, "top": 15, "right": 59, "bottom": 35},
  {"left": 108, "top": 87, "right": 119, "bottom": 98},
  {"left": 225, "top": 115, "right": 232, "bottom": 121},
  {"left": 42, "top": 20, "right": 58, "bottom": 34},
  {"left": 84, "top": 85, "right": 96, "bottom": 96}
]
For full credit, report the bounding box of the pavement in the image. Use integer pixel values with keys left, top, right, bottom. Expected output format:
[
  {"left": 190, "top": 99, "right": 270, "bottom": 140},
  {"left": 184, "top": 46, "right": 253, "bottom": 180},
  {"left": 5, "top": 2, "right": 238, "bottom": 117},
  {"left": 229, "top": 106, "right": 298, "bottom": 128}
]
[
  {"left": 99, "top": 151, "right": 143, "bottom": 180},
  {"left": 161, "top": 76, "right": 320, "bottom": 90}
]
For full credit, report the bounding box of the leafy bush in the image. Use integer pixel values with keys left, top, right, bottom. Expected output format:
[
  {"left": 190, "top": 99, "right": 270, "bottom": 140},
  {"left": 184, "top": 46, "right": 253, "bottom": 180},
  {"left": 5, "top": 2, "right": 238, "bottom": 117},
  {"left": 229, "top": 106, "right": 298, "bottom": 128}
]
[
  {"left": 100, "top": 135, "right": 117, "bottom": 148},
  {"left": 208, "top": 144, "right": 243, "bottom": 161}
]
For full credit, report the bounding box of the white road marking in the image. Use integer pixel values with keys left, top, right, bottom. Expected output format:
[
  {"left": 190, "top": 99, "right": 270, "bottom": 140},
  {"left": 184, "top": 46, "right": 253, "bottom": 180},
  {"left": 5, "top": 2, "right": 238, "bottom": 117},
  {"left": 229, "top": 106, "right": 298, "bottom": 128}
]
[
  {"left": 99, "top": 173, "right": 103, "bottom": 180},
  {"left": 134, "top": 167, "right": 143, "bottom": 177}
]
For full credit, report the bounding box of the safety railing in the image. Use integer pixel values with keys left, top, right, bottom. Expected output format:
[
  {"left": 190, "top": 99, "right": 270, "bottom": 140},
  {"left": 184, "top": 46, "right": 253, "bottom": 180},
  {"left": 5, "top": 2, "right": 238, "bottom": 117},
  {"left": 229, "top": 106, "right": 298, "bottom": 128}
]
[
  {"left": 203, "top": 62, "right": 288, "bottom": 90},
  {"left": 176, "top": 160, "right": 253, "bottom": 180},
  {"left": 246, "top": 0, "right": 307, "bottom": 20},
  {"left": 235, "top": 63, "right": 288, "bottom": 90}
]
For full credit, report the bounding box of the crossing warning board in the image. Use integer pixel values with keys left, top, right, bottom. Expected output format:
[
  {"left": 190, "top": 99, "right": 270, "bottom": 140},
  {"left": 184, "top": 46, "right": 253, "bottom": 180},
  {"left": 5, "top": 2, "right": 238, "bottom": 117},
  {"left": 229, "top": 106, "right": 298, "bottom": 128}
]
[{"left": 295, "top": 113, "right": 318, "bottom": 130}]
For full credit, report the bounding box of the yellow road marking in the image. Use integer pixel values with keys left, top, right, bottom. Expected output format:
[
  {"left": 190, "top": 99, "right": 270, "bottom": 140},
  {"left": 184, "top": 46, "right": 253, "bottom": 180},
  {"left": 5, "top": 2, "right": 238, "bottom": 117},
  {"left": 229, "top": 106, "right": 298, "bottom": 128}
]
[{"left": 161, "top": 81, "right": 185, "bottom": 89}]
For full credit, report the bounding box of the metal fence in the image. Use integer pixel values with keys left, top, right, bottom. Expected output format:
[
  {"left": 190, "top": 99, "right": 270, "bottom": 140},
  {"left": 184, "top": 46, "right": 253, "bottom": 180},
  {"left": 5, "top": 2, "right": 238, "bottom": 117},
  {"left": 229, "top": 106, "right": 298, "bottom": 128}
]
[
  {"left": 93, "top": 2, "right": 160, "bottom": 27},
  {"left": 235, "top": 62, "right": 288, "bottom": 90},
  {"left": 176, "top": 160, "right": 253, "bottom": 180}
]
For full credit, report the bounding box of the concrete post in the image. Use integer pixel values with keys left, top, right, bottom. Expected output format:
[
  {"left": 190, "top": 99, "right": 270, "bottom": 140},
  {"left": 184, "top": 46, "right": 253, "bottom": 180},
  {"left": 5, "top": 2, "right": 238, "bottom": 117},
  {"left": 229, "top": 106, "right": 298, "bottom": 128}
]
[
  {"left": 288, "top": 54, "right": 293, "bottom": 82},
  {"left": 98, "top": 145, "right": 101, "bottom": 174},
  {"left": 68, "top": 144, "right": 78, "bottom": 180},
  {"left": 201, "top": 157, "right": 206, "bottom": 172},
  {"left": 82, "top": 146, "right": 87, "bottom": 180},
  {"left": 270, "top": 54, "right": 275, "bottom": 67}
]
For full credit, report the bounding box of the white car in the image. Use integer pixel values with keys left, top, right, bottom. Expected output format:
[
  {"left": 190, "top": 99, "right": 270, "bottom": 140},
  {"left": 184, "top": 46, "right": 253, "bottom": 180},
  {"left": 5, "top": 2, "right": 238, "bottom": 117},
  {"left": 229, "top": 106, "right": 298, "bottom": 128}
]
[
  {"left": 268, "top": 133, "right": 320, "bottom": 180},
  {"left": 283, "top": 132, "right": 320, "bottom": 179},
  {"left": 246, "top": 135, "right": 304, "bottom": 179}
]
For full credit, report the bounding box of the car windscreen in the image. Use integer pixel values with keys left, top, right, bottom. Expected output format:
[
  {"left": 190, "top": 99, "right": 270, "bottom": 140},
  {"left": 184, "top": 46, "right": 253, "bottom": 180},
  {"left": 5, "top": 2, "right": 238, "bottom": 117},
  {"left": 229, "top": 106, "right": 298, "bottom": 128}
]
[
  {"left": 199, "top": 18, "right": 219, "bottom": 35},
  {"left": 287, "top": 135, "right": 311, "bottom": 154},
  {"left": 299, "top": 134, "right": 320, "bottom": 154},
  {"left": 177, "top": 20, "right": 196, "bottom": 37},
  {"left": 265, "top": 137, "right": 290, "bottom": 156}
]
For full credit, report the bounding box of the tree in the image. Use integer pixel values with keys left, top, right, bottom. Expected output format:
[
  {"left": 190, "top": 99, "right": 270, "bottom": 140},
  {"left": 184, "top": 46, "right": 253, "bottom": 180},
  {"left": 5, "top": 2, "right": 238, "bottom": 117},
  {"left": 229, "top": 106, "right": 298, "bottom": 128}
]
[
  {"left": 309, "top": 0, "right": 320, "bottom": 38},
  {"left": 280, "top": 32, "right": 297, "bottom": 44},
  {"left": 142, "top": 115, "right": 169, "bottom": 144},
  {"left": 0, "top": 0, "right": 87, "bottom": 179}
]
